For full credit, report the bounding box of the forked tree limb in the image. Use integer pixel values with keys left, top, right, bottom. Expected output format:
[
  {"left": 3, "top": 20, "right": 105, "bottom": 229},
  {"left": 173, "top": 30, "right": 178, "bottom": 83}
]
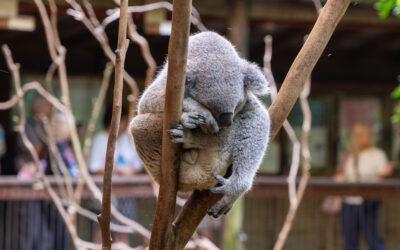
[
  {"left": 268, "top": 0, "right": 350, "bottom": 139},
  {"left": 172, "top": 0, "right": 350, "bottom": 248},
  {"left": 149, "top": 0, "right": 192, "bottom": 249},
  {"left": 97, "top": 0, "right": 129, "bottom": 248}
]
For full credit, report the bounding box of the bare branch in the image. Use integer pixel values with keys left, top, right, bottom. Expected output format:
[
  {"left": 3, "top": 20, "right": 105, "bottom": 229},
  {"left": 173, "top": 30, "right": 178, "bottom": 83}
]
[
  {"left": 312, "top": 0, "right": 323, "bottom": 14},
  {"left": 98, "top": 0, "right": 129, "bottom": 248},
  {"left": 83, "top": 62, "right": 114, "bottom": 162},
  {"left": 103, "top": 2, "right": 207, "bottom": 32},
  {"left": 42, "top": 116, "right": 75, "bottom": 202},
  {"left": 1, "top": 44, "right": 81, "bottom": 249},
  {"left": 127, "top": 17, "right": 156, "bottom": 87},
  {"left": 268, "top": 0, "right": 350, "bottom": 139},
  {"left": 67, "top": 202, "right": 135, "bottom": 234},
  {"left": 263, "top": 35, "right": 301, "bottom": 205},
  {"left": 45, "top": 62, "right": 57, "bottom": 92},
  {"left": 66, "top": 0, "right": 139, "bottom": 120},
  {"left": 34, "top": 0, "right": 151, "bottom": 240},
  {"left": 149, "top": 0, "right": 192, "bottom": 249},
  {"left": 0, "top": 81, "right": 65, "bottom": 111}
]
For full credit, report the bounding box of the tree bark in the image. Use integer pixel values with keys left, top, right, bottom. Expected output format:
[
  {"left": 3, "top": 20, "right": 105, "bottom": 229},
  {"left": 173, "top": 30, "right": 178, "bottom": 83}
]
[
  {"left": 172, "top": 0, "right": 351, "bottom": 248},
  {"left": 149, "top": 0, "right": 192, "bottom": 249}
]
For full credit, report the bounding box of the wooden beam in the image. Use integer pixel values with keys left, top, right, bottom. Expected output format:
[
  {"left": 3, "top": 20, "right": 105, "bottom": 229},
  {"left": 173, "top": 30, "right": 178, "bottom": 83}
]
[{"left": 0, "top": 16, "right": 35, "bottom": 31}]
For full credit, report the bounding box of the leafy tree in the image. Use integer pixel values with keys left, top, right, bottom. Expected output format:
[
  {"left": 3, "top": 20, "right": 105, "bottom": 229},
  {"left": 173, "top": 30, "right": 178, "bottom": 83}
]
[
  {"left": 375, "top": 0, "right": 400, "bottom": 18},
  {"left": 374, "top": 1, "right": 400, "bottom": 121}
]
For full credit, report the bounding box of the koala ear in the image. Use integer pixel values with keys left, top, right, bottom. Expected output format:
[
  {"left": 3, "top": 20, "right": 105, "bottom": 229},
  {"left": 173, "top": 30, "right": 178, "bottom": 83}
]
[{"left": 243, "top": 61, "right": 270, "bottom": 96}]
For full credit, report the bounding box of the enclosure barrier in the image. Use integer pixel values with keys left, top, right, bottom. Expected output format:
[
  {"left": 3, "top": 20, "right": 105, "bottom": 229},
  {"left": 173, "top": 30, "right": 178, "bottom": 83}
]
[{"left": 0, "top": 175, "right": 399, "bottom": 249}]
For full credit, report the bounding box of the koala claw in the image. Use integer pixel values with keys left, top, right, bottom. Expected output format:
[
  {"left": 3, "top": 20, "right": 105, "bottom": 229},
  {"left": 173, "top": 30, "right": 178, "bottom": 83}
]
[
  {"left": 207, "top": 196, "right": 235, "bottom": 218},
  {"left": 212, "top": 173, "right": 228, "bottom": 185},
  {"left": 181, "top": 112, "right": 206, "bottom": 129},
  {"left": 169, "top": 124, "right": 184, "bottom": 143},
  {"left": 207, "top": 174, "right": 242, "bottom": 217}
]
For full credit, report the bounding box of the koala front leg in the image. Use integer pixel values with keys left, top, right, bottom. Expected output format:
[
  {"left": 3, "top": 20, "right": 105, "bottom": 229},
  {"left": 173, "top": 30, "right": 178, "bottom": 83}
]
[
  {"left": 209, "top": 97, "right": 270, "bottom": 217},
  {"left": 181, "top": 97, "right": 219, "bottom": 134},
  {"left": 170, "top": 97, "right": 220, "bottom": 148}
]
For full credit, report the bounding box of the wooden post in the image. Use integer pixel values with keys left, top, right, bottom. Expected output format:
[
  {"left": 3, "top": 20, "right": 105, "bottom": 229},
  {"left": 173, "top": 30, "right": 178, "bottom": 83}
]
[
  {"left": 97, "top": 0, "right": 129, "bottom": 249},
  {"left": 172, "top": 0, "right": 351, "bottom": 248},
  {"left": 149, "top": 0, "right": 192, "bottom": 249}
]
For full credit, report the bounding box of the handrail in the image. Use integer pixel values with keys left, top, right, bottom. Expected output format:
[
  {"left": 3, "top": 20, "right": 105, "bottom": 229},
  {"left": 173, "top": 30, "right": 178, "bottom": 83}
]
[{"left": 0, "top": 175, "right": 399, "bottom": 200}]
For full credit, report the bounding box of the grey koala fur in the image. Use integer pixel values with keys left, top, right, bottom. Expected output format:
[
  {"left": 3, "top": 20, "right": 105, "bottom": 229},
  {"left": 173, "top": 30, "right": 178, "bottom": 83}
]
[{"left": 129, "top": 31, "right": 270, "bottom": 217}]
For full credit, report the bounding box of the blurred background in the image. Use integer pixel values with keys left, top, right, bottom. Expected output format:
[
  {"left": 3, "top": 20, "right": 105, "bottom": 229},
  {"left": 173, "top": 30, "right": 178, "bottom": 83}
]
[{"left": 0, "top": 0, "right": 400, "bottom": 249}]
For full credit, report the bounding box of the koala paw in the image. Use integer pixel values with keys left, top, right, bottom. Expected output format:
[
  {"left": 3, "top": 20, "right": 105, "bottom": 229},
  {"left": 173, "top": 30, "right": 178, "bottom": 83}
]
[
  {"left": 207, "top": 174, "right": 248, "bottom": 218},
  {"left": 181, "top": 112, "right": 206, "bottom": 129},
  {"left": 169, "top": 124, "right": 184, "bottom": 143},
  {"left": 181, "top": 111, "right": 219, "bottom": 134}
]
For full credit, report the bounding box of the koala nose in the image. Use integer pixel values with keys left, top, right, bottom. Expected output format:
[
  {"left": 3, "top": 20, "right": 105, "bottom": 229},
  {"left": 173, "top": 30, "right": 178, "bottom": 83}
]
[{"left": 218, "top": 112, "right": 233, "bottom": 127}]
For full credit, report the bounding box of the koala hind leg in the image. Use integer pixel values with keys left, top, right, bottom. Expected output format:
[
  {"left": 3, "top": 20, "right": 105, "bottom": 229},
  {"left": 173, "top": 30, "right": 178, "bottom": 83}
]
[{"left": 129, "top": 112, "right": 163, "bottom": 183}]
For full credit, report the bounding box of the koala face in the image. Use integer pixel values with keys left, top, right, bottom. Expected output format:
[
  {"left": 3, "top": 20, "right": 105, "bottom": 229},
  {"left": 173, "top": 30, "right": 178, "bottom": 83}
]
[{"left": 185, "top": 32, "right": 269, "bottom": 127}]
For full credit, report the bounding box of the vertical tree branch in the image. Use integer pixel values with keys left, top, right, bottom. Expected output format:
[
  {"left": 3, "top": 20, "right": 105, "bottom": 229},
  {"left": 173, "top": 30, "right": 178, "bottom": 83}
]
[
  {"left": 97, "top": 0, "right": 129, "bottom": 248},
  {"left": 149, "top": 0, "right": 192, "bottom": 249},
  {"left": 264, "top": 35, "right": 301, "bottom": 205},
  {"left": 172, "top": 0, "right": 350, "bottom": 247},
  {"left": 83, "top": 62, "right": 114, "bottom": 163},
  {"left": 272, "top": 37, "right": 313, "bottom": 250},
  {"left": 272, "top": 1, "right": 323, "bottom": 248}
]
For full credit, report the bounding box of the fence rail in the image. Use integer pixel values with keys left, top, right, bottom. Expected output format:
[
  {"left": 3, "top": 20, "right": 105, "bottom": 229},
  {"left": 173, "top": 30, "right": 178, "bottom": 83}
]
[{"left": 0, "top": 175, "right": 399, "bottom": 200}]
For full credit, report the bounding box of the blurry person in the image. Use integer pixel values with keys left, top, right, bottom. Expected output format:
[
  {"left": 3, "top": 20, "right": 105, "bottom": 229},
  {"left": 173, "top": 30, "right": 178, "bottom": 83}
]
[
  {"left": 50, "top": 111, "right": 78, "bottom": 177},
  {"left": 89, "top": 106, "right": 143, "bottom": 244},
  {"left": 16, "top": 95, "right": 52, "bottom": 178},
  {"left": 334, "top": 124, "right": 392, "bottom": 250},
  {"left": 15, "top": 95, "right": 68, "bottom": 250}
]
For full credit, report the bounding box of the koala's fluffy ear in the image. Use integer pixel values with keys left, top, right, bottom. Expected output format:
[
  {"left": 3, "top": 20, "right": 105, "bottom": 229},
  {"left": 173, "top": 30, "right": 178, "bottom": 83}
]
[{"left": 243, "top": 61, "right": 270, "bottom": 96}]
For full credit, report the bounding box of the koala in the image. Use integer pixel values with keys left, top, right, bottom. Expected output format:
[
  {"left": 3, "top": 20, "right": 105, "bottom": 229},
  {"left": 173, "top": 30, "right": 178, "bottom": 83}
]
[{"left": 130, "top": 31, "right": 270, "bottom": 217}]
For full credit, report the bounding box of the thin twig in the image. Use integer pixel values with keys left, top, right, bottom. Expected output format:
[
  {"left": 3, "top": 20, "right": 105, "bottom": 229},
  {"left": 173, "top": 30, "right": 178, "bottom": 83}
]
[
  {"left": 66, "top": 202, "right": 135, "bottom": 234},
  {"left": 34, "top": 0, "right": 151, "bottom": 240},
  {"left": 263, "top": 35, "right": 301, "bottom": 205},
  {"left": 0, "top": 81, "right": 65, "bottom": 111},
  {"left": 127, "top": 17, "right": 156, "bottom": 88},
  {"left": 98, "top": 0, "right": 129, "bottom": 248},
  {"left": 103, "top": 2, "right": 207, "bottom": 32},
  {"left": 83, "top": 62, "right": 114, "bottom": 163},
  {"left": 75, "top": 62, "right": 113, "bottom": 202},
  {"left": 1, "top": 44, "right": 81, "bottom": 249},
  {"left": 45, "top": 62, "right": 57, "bottom": 92},
  {"left": 271, "top": 35, "right": 313, "bottom": 250},
  {"left": 42, "top": 116, "right": 75, "bottom": 202},
  {"left": 66, "top": 0, "right": 139, "bottom": 116},
  {"left": 272, "top": 1, "right": 321, "bottom": 246}
]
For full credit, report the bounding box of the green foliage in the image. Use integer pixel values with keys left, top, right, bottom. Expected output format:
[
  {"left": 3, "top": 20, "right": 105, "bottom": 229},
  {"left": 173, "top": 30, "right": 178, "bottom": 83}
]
[
  {"left": 377, "top": 1, "right": 400, "bottom": 122},
  {"left": 391, "top": 85, "right": 400, "bottom": 123},
  {"left": 375, "top": 0, "right": 400, "bottom": 18}
]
